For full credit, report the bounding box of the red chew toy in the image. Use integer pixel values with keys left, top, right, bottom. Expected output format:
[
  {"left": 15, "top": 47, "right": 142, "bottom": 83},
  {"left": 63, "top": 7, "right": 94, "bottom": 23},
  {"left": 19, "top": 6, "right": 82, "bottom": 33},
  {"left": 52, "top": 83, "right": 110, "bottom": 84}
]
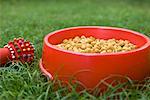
[{"left": 0, "top": 38, "right": 34, "bottom": 65}]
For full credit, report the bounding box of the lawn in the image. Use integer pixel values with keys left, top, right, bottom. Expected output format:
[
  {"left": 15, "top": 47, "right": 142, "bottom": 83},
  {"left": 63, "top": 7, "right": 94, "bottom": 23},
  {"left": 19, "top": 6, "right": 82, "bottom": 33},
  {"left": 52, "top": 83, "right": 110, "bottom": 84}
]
[{"left": 0, "top": 0, "right": 150, "bottom": 99}]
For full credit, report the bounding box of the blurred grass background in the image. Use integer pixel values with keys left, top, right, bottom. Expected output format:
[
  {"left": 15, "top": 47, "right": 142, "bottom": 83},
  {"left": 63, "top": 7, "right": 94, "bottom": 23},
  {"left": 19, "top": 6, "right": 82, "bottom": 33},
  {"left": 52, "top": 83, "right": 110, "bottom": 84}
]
[{"left": 0, "top": 0, "right": 150, "bottom": 99}]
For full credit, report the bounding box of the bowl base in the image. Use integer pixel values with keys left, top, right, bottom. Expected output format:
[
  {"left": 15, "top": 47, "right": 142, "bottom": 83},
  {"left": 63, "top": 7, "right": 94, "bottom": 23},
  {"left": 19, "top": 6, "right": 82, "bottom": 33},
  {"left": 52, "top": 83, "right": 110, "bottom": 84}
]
[{"left": 39, "top": 59, "right": 53, "bottom": 79}]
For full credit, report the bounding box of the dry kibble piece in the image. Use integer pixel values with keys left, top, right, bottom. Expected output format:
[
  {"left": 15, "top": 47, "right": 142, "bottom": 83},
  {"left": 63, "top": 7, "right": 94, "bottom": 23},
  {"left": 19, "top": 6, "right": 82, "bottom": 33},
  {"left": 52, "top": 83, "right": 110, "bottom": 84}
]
[
  {"left": 101, "top": 46, "right": 107, "bottom": 51},
  {"left": 54, "top": 35, "right": 136, "bottom": 53},
  {"left": 93, "top": 45, "right": 99, "bottom": 50},
  {"left": 124, "top": 40, "right": 130, "bottom": 44},
  {"left": 93, "top": 48, "right": 100, "bottom": 53},
  {"left": 80, "top": 39, "right": 86, "bottom": 44},
  {"left": 107, "top": 49, "right": 112, "bottom": 53},
  {"left": 78, "top": 48, "right": 85, "bottom": 53},
  {"left": 101, "top": 50, "right": 107, "bottom": 53},
  {"left": 76, "top": 43, "right": 82, "bottom": 48},
  {"left": 89, "top": 36, "right": 96, "bottom": 40},
  {"left": 68, "top": 46, "right": 73, "bottom": 51},
  {"left": 68, "top": 38, "right": 73, "bottom": 42},
  {"left": 81, "top": 35, "right": 86, "bottom": 39},
  {"left": 99, "top": 40, "right": 105, "bottom": 44},
  {"left": 63, "top": 39, "right": 68, "bottom": 43},
  {"left": 56, "top": 44, "right": 65, "bottom": 48},
  {"left": 95, "top": 39, "right": 100, "bottom": 42},
  {"left": 86, "top": 44, "right": 93, "bottom": 48},
  {"left": 88, "top": 38, "right": 94, "bottom": 43},
  {"left": 74, "top": 36, "right": 80, "bottom": 40},
  {"left": 70, "top": 41, "right": 76, "bottom": 46},
  {"left": 85, "top": 48, "right": 91, "bottom": 53},
  {"left": 107, "top": 38, "right": 115, "bottom": 43},
  {"left": 73, "top": 36, "right": 80, "bottom": 43},
  {"left": 116, "top": 46, "right": 122, "bottom": 51},
  {"left": 131, "top": 45, "right": 136, "bottom": 49},
  {"left": 73, "top": 47, "right": 79, "bottom": 52},
  {"left": 64, "top": 44, "right": 71, "bottom": 49},
  {"left": 81, "top": 44, "right": 86, "bottom": 49},
  {"left": 91, "top": 41, "right": 97, "bottom": 45},
  {"left": 118, "top": 42, "right": 125, "bottom": 47}
]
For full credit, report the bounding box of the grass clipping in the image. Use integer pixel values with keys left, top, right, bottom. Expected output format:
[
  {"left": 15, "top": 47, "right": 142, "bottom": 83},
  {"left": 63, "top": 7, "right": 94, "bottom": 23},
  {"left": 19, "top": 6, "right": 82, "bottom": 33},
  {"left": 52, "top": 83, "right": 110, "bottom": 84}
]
[{"left": 55, "top": 36, "right": 136, "bottom": 53}]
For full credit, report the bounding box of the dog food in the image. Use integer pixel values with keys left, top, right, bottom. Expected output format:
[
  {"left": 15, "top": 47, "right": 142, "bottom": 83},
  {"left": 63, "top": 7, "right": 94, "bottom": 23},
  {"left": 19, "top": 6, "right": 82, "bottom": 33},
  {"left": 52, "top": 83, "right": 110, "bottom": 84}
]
[{"left": 55, "top": 36, "right": 136, "bottom": 53}]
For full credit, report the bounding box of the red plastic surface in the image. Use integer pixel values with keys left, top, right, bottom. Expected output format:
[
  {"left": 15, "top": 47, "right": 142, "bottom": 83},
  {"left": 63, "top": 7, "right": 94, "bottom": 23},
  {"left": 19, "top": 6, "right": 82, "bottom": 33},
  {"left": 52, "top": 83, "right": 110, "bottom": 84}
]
[
  {"left": 0, "top": 48, "right": 10, "bottom": 65},
  {"left": 40, "top": 26, "right": 150, "bottom": 89}
]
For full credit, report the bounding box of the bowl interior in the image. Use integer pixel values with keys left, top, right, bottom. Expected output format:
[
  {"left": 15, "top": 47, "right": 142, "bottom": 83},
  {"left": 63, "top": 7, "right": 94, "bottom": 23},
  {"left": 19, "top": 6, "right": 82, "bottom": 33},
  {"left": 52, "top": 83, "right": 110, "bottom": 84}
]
[{"left": 48, "top": 27, "right": 148, "bottom": 48}]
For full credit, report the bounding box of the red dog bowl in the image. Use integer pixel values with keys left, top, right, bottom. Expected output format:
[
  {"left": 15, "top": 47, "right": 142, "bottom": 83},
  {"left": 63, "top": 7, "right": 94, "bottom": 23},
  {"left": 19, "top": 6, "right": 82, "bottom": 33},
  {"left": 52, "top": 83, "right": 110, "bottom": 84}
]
[{"left": 40, "top": 26, "right": 150, "bottom": 89}]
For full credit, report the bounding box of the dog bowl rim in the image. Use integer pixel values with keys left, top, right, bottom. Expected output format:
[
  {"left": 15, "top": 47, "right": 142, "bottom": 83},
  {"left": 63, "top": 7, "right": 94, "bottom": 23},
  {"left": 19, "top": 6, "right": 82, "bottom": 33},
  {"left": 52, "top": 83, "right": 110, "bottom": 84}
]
[{"left": 44, "top": 26, "right": 150, "bottom": 56}]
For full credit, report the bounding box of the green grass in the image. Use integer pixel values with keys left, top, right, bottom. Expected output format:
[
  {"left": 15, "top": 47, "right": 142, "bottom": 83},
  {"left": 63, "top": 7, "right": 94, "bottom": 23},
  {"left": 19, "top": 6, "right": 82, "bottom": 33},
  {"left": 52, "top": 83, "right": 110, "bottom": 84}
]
[{"left": 0, "top": 0, "right": 150, "bottom": 99}]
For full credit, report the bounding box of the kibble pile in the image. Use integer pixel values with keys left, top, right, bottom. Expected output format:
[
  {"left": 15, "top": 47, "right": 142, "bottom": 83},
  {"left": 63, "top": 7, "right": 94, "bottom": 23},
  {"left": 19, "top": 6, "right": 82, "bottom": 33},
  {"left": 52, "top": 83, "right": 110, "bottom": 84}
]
[{"left": 55, "top": 36, "right": 136, "bottom": 53}]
